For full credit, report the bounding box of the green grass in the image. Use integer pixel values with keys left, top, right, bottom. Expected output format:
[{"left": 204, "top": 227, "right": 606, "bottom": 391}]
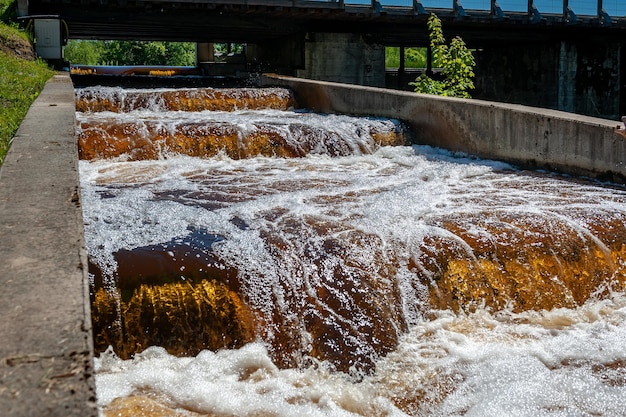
[{"left": 0, "top": 3, "right": 54, "bottom": 166}]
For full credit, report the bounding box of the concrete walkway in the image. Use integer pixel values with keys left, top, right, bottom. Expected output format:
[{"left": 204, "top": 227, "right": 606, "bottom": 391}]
[{"left": 0, "top": 74, "right": 97, "bottom": 416}]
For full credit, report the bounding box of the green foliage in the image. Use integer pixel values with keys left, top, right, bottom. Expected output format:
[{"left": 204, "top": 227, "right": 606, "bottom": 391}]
[
  {"left": 0, "top": 2, "right": 54, "bottom": 166},
  {"left": 0, "top": 1, "right": 28, "bottom": 41},
  {"left": 100, "top": 41, "right": 196, "bottom": 66},
  {"left": 405, "top": 48, "right": 427, "bottom": 67},
  {"left": 65, "top": 40, "right": 196, "bottom": 66},
  {"left": 0, "top": 0, "right": 16, "bottom": 23},
  {"left": 410, "top": 14, "right": 476, "bottom": 98},
  {"left": 214, "top": 43, "right": 244, "bottom": 57},
  {"left": 385, "top": 47, "right": 427, "bottom": 69},
  {"left": 64, "top": 40, "right": 104, "bottom": 65},
  {"left": 162, "top": 42, "right": 196, "bottom": 66}
]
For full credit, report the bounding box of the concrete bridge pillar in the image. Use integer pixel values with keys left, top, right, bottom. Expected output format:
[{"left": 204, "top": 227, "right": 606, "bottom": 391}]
[
  {"left": 196, "top": 42, "right": 214, "bottom": 65},
  {"left": 557, "top": 41, "right": 577, "bottom": 113},
  {"left": 474, "top": 40, "right": 621, "bottom": 120},
  {"left": 296, "top": 33, "right": 385, "bottom": 88},
  {"left": 246, "top": 37, "right": 304, "bottom": 75},
  {"left": 16, "top": 0, "right": 28, "bottom": 17},
  {"left": 245, "top": 34, "right": 385, "bottom": 87}
]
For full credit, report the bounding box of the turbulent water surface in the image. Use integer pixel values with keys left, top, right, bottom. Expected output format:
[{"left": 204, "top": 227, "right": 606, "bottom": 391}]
[{"left": 77, "top": 86, "right": 626, "bottom": 417}]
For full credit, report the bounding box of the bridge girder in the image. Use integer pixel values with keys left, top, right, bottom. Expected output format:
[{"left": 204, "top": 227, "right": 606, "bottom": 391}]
[{"left": 23, "top": 0, "right": 626, "bottom": 46}]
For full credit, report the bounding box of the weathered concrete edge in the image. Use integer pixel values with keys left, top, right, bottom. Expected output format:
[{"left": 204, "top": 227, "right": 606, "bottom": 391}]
[
  {"left": 262, "top": 74, "right": 626, "bottom": 184},
  {"left": 0, "top": 74, "right": 97, "bottom": 416}
]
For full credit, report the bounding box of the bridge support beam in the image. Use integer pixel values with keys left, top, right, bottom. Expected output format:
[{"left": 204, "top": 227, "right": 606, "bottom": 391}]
[
  {"left": 196, "top": 43, "right": 214, "bottom": 66},
  {"left": 474, "top": 40, "right": 621, "bottom": 120},
  {"left": 296, "top": 33, "right": 385, "bottom": 88},
  {"left": 16, "top": 0, "right": 28, "bottom": 17},
  {"left": 247, "top": 36, "right": 304, "bottom": 75}
]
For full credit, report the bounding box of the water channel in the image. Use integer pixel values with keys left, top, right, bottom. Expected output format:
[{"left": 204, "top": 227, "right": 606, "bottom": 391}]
[{"left": 76, "top": 85, "right": 626, "bottom": 417}]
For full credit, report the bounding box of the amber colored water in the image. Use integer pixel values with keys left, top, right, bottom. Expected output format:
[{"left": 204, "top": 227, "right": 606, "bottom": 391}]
[{"left": 78, "top": 86, "right": 626, "bottom": 417}]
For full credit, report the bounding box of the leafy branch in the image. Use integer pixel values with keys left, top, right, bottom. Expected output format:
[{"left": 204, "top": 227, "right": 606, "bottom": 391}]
[{"left": 410, "top": 14, "right": 476, "bottom": 98}]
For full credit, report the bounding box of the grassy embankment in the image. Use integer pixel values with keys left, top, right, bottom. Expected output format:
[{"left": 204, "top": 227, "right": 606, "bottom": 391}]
[{"left": 0, "top": 0, "right": 54, "bottom": 166}]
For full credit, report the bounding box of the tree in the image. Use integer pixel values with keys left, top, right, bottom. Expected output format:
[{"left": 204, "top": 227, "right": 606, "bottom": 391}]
[
  {"left": 64, "top": 40, "right": 103, "bottom": 65},
  {"left": 410, "top": 14, "right": 475, "bottom": 98},
  {"left": 65, "top": 40, "right": 196, "bottom": 66},
  {"left": 161, "top": 42, "right": 195, "bottom": 66}
]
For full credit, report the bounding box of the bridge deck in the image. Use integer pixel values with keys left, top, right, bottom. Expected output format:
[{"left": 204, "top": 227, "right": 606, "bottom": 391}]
[{"left": 25, "top": 0, "right": 626, "bottom": 43}]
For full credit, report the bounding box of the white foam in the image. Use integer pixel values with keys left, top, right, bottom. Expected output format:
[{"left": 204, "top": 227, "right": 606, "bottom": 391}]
[
  {"left": 380, "top": 295, "right": 626, "bottom": 417},
  {"left": 95, "top": 342, "right": 406, "bottom": 416},
  {"left": 76, "top": 108, "right": 406, "bottom": 160},
  {"left": 94, "top": 294, "right": 626, "bottom": 416},
  {"left": 75, "top": 86, "right": 295, "bottom": 113},
  {"left": 80, "top": 145, "right": 626, "bottom": 323}
]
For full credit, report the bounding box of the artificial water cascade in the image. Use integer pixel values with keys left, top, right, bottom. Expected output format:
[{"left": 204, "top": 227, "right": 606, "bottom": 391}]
[{"left": 76, "top": 86, "right": 626, "bottom": 417}]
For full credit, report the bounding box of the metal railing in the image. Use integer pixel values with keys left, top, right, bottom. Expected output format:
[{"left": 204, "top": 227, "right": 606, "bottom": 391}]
[
  {"left": 340, "top": 0, "right": 625, "bottom": 22},
  {"left": 127, "top": 0, "right": 626, "bottom": 21}
]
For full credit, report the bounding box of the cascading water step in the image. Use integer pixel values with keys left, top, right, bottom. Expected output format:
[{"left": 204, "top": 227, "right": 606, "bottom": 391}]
[
  {"left": 75, "top": 86, "right": 297, "bottom": 113},
  {"left": 77, "top": 111, "right": 409, "bottom": 161}
]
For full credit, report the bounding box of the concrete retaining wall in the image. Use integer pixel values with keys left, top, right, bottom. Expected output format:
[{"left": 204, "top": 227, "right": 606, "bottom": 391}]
[
  {"left": 0, "top": 74, "right": 97, "bottom": 417},
  {"left": 262, "top": 74, "right": 626, "bottom": 184},
  {"left": 295, "top": 33, "right": 385, "bottom": 88}
]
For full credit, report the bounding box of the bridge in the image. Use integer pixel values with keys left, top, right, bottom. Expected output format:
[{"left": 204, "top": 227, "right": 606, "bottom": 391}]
[
  {"left": 18, "top": 0, "right": 626, "bottom": 43},
  {"left": 17, "top": 0, "right": 626, "bottom": 122}
]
